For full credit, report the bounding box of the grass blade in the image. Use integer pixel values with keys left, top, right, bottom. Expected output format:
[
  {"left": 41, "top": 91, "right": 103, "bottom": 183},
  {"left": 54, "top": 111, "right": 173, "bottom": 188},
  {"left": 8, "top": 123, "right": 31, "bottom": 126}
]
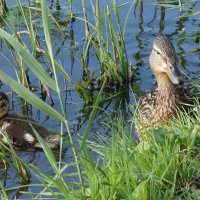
[
  {"left": 0, "top": 70, "right": 64, "bottom": 121},
  {"left": 0, "top": 28, "right": 57, "bottom": 91}
]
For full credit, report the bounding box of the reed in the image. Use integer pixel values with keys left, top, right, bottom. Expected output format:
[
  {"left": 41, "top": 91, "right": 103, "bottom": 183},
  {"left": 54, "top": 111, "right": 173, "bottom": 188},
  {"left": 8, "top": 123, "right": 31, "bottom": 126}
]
[
  {"left": 0, "top": 0, "right": 81, "bottom": 198},
  {"left": 0, "top": 134, "right": 30, "bottom": 186},
  {"left": 79, "top": 0, "right": 137, "bottom": 88}
]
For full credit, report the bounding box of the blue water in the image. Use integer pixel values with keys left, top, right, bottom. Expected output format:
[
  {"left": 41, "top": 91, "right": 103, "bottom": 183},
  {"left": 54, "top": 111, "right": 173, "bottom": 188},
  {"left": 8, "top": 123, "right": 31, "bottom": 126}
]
[{"left": 1, "top": 0, "right": 200, "bottom": 198}]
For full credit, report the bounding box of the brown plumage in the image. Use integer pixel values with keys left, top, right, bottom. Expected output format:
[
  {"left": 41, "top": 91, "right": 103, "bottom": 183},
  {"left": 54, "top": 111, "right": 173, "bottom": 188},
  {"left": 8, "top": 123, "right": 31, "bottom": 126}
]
[
  {"left": 0, "top": 92, "right": 59, "bottom": 150},
  {"left": 136, "top": 35, "right": 193, "bottom": 137}
]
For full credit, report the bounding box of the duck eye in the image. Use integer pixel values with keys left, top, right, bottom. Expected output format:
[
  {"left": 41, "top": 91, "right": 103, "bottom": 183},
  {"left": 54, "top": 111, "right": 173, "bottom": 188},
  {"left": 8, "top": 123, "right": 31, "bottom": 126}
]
[{"left": 156, "top": 51, "right": 160, "bottom": 55}]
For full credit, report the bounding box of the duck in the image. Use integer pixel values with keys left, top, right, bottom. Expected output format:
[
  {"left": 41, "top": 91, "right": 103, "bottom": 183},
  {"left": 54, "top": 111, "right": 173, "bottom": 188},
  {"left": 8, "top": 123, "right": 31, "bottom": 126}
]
[
  {"left": 0, "top": 92, "right": 59, "bottom": 150},
  {"left": 135, "top": 35, "right": 193, "bottom": 137}
]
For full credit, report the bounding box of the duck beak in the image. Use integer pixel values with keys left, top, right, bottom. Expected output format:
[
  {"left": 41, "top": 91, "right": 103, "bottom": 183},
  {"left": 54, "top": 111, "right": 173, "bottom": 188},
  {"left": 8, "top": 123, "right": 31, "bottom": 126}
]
[{"left": 167, "top": 64, "right": 183, "bottom": 85}]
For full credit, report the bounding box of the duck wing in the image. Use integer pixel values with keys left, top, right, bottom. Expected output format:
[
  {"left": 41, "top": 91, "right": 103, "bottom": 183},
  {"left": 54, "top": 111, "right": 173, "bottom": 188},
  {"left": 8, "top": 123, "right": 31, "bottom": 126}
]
[{"left": 177, "top": 85, "right": 197, "bottom": 109}]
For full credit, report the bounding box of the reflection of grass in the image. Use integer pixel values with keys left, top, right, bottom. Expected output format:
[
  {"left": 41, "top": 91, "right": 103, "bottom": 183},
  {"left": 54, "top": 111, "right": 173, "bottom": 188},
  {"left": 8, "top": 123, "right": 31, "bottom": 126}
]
[
  {"left": 0, "top": 0, "right": 200, "bottom": 199},
  {"left": 156, "top": 0, "right": 200, "bottom": 16}
]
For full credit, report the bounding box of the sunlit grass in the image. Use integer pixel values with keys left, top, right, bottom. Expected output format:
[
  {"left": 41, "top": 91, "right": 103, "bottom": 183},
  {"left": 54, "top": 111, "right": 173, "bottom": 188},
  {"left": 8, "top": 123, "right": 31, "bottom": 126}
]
[
  {"left": 2, "top": 106, "right": 199, "bottom": 199},
  {"left": 78, "top": 108, "right": 200, "bottom": 199}
]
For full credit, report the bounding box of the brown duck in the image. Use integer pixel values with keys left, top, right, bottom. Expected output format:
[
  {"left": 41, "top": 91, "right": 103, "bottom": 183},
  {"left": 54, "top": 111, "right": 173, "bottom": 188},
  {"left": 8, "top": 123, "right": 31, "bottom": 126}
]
[
  {"left": 136, "top": 35, "right": 193, "bottom": 137},
  {"left": 0, "top": 92, "right": 59, "bottom": 149}
]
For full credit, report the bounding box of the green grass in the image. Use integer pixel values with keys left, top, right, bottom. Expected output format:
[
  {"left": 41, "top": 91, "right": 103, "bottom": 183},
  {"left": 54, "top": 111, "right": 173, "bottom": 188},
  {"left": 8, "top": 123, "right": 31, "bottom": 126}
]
[
  {"left": 16, "top": 110, "right": 199, "bottom": 199},
  {"left": 1, "top": 107, "right": 200, "bottom": 199},
  {"left": 75, "top": 111, "right": 200, "bottom": 199},
  {"left": 79, "top": 0, "right": 137, "bottom": 88}
]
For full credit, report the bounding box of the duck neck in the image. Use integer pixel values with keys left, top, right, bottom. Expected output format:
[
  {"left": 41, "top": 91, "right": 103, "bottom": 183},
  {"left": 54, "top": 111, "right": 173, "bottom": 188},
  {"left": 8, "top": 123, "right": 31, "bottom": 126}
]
[
  {"left": 155, "top": 73, "right": 179, "bottom": 106},
  {"left": 155, "top": 73, "right": 174, "bottom": 89}
]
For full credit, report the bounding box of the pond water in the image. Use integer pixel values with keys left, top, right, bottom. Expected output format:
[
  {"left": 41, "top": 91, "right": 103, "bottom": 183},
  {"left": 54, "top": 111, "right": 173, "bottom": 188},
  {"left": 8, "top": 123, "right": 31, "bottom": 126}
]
[{"left": 1, "top": 0, "right": 200, "bottom": 198}]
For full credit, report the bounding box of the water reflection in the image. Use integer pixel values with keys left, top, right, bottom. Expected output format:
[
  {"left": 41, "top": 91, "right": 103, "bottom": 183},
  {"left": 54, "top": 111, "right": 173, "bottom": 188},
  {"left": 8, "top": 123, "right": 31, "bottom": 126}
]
[{"left": 0, "top": 0, "right": 200, "bottom": 198}]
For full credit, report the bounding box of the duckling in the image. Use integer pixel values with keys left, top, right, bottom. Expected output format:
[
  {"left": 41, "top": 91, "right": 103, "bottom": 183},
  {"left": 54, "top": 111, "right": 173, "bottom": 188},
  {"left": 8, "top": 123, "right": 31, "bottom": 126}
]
[
  {"left": 136, "top": 35, "right": 193, "bottom": 136},
  {"left": 0, "top": 92, "right": 59, "bottom": 149}
]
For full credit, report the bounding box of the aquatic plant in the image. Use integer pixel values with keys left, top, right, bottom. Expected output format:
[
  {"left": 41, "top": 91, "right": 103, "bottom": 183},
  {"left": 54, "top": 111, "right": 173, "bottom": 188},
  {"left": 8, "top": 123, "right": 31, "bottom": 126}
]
[
  {"left": 80, "top": 0, "right": 137, "bottom": 89},
  {"left": 0, "top": 0, "right": 83, "bottom": 197}
]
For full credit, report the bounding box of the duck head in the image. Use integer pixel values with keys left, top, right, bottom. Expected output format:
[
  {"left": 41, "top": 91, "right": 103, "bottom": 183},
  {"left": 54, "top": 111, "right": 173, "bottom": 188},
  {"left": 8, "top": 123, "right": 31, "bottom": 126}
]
[
  {"left": 0, "top": 92, "right": 9, "bottom": 119},
  {"left": 149, "top": 35, "right": 183, "bottom": 86}
]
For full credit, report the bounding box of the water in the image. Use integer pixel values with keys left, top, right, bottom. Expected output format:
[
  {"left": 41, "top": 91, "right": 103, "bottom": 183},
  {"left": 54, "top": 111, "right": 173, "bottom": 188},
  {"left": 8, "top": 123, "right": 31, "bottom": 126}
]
[{"left": 1, "top": 0, "right": 200, "bottom": 198}]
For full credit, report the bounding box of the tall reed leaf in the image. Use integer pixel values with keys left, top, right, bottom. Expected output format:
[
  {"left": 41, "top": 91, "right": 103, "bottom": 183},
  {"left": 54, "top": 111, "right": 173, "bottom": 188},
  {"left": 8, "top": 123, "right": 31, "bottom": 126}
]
[
  {"left": 40, "top": 0, "right": 65, "bottom": 112},
  {"left": 31, "top": 125, "right": 58, "bottom": 172},
  {"left": 80, "top": 79, "right": 106, "bottom": 150},
  {"left": 41, "top": 1, "right": 85, "bottom": 193},
  {"left": 41, "top": 0, "right": 54, "bottom": 63},
  {"left": 0, "top": 29, "right": 57, "bottom": 91},
  {"left": 0, "top": 70, "right": 64, "bottom": 121},
  {"left": 41, "top": 0, "right": 70, "bottom": 81}
]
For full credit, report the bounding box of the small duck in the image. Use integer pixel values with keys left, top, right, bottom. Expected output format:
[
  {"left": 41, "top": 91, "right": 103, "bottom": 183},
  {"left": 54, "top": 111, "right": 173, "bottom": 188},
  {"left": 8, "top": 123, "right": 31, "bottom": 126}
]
[
  {"left": 0, "top": 92, "right": 59, "bottom": 149},
  {"left": 136, "top": 35, "right": 193, "bottom": 137}
]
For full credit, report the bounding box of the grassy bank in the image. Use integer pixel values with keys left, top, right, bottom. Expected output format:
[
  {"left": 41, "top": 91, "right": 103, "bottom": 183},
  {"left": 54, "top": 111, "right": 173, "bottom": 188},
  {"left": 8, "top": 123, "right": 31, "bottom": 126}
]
[{"left": 2, "top": 109, "right": 200, "bottom": 199}]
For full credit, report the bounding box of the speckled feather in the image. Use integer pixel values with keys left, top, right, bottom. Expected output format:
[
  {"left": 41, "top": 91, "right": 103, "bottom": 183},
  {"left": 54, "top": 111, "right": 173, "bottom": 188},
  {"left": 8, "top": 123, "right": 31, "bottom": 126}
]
[
  {"left": 136, "top": 85, "right": 194, "bottom": 135},
  {"left": 138, "top": 89, "right": 157, "bottom": 119}
]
